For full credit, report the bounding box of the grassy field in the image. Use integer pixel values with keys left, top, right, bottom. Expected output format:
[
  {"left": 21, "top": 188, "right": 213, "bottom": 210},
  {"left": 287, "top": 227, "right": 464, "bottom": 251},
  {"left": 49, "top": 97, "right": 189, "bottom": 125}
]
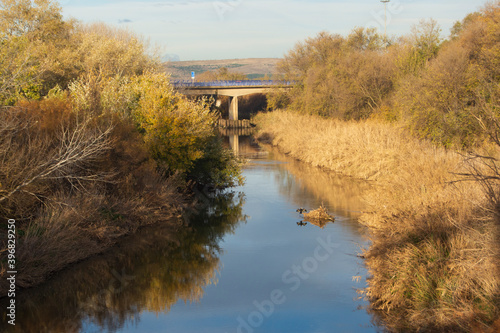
[{"left": 254, "top": 110, "right": 500, "bottom": 332}]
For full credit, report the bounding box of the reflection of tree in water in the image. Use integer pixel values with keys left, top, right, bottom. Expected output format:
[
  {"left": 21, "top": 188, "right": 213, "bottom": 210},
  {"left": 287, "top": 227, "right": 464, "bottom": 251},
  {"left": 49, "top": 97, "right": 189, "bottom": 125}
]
[
  {"left": 268, "top": 147, "right": 370, "bottom": 232},
  {"left": 0, "top": 191, "right": 246, "bottom": 333}
]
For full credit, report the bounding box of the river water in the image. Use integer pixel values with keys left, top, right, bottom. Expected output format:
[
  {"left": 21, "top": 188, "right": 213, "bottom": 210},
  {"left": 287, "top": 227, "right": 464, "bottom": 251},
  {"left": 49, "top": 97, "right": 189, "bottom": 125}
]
[{"left": 1, "top": 135, "right": 381, "bottom": 333}]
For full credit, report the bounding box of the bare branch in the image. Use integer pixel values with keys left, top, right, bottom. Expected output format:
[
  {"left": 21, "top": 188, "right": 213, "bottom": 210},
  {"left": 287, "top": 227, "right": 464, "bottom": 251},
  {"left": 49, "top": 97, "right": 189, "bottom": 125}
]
[{"left": 0, "top": 108, "right": 114, "bottom": 204}]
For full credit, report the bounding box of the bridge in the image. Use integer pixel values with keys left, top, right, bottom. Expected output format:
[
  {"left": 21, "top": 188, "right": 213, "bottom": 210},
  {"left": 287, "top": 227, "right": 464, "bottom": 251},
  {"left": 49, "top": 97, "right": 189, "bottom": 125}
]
[{"left": 172, "top": 80, "right": 292, "bottom": 121}]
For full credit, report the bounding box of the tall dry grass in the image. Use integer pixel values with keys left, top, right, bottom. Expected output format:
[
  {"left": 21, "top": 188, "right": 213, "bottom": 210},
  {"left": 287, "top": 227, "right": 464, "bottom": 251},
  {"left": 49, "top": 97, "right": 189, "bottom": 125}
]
[{"left": 254, "top": 110, "right": 500, "bottom": 332}]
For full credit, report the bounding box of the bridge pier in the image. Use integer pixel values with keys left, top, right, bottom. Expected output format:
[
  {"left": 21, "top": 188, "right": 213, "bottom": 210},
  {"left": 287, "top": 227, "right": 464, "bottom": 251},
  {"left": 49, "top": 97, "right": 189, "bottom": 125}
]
[
  {"left": 229, "top": 96, "right": 238, "bottom": 120},
  {"left": 229, "top": 134, "right": 239, "bottom": 153}
]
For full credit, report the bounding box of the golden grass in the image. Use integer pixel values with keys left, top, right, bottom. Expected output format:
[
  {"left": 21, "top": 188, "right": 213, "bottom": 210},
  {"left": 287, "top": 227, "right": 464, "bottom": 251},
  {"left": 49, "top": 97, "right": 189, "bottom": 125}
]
[{"left": 254, "top": 110, "right": 500, "bottom": 332}]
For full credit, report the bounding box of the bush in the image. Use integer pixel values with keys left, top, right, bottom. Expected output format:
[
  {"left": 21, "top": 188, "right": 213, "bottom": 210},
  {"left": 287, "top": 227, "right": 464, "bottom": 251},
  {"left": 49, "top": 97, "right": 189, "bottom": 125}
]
[
  {"left": 0, "top": 97, "right": 113, "bottom": 218},
  {"left": 129, "top": 73, "right": 217, "bottom": 172},
  {"left": 188, "top": 136, "right": 244, "bottom": 188},
  {"left": 0, "top": 94, "right": 187, "bottom": 292}
]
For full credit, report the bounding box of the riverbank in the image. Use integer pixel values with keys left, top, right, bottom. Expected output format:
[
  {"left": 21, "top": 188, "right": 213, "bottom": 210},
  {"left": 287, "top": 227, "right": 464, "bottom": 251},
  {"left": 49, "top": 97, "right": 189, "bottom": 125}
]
[
  {"left": 0, "top": 187, "right": 246, "bottom": 333},
  {"left": 253, "top": 110, "right": 500, "bottom": 332},
  {"left": 0, "top": 105, "right": 190, "bottom": 294}
]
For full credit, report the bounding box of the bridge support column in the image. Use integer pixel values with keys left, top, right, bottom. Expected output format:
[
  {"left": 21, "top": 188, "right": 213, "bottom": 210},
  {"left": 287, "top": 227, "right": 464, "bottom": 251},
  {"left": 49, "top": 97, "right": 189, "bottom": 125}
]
[
  {"left": 229, "top": 134, "right": 239, "bottom": 153},
  {"left": 229, "top": 96, "right": 238, "bottom": 121}
]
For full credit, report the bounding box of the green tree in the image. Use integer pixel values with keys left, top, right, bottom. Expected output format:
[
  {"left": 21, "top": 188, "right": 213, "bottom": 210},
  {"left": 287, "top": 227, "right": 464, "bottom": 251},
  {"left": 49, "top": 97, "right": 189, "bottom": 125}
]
[{"left": 410, "top": 18, "right": 442, "bottom": 61}]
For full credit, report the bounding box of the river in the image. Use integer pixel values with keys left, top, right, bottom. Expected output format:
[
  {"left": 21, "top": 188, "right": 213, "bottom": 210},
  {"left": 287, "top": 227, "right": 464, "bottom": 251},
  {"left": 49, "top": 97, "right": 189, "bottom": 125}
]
[{"left": 0, "top": 134, "right": 381, "bottom": 333}]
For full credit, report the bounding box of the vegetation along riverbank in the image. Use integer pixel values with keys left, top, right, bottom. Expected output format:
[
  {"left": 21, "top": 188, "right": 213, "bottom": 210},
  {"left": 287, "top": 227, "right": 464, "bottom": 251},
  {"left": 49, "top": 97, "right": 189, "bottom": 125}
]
[
  {"left": 256, "top": 2, "right": 500, "bottom": 332},
  {"left": 0, "top": 0, "right": 242, "bottom": 294}
]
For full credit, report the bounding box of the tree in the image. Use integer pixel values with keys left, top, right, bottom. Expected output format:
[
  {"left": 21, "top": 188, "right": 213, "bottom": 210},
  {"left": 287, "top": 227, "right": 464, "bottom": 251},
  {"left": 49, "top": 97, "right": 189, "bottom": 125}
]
[
  {"left": 73, "top": 22, "right": 159, "bottom": 77},
  {"left": 450, "top": 12, "right": 482, "bottom": 40},
  {"left": 0, "top": 0, "right": 65, "bottom": 40},
  {"left": 0, "top": 0, "right": 74, "bottom": 103},
  {"left": 0, "top": 35, "right": 39, "bottom": 103},
  {"left": 410, "top": 18, "right": 442, "bottom": 64},
  {"left": 347, "top": 27, "right": 384, "bottom": 51},
  {"left": 271, "top": 28, "right": 395, "bottom": 119}
]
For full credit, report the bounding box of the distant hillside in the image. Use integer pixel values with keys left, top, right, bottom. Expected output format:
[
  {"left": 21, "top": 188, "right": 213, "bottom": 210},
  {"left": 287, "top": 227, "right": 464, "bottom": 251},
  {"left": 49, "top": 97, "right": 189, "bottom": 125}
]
[{"left": 164, "top": 58, "right": 281, "bottom": 80}]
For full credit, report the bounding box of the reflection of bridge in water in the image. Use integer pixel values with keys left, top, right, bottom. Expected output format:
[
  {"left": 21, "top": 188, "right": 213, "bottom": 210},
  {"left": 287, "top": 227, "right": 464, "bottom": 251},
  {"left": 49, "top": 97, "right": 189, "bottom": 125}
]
[
  {"left": 173, "top": 80, "right": 293, "bottom": 121},
  {"left": 220, "top": 130, "right": 268, "bottom": 159}
]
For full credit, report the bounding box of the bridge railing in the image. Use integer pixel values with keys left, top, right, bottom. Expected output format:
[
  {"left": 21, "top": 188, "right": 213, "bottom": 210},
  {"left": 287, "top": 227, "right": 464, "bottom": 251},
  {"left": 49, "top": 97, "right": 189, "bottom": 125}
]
[{"left": 171, "top": 80, "right": 294, "bottom": 88}]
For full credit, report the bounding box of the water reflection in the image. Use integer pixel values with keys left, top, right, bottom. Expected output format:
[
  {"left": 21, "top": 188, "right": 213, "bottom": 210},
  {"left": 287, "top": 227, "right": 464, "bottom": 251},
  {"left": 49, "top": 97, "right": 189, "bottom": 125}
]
[
  {"left": 230, "top": 134, "right": 371, "bottom": 237},
  {"left": 221, "top": 132, "right": 370, "bottom": 235},
  {"left": 220, "top": 130, "right": 369, "bottom": 223},
  {"left": 303, "top": 218, "right": 334, "bottom": 229},
  {"left": 268, "top": 147, "right": 371, "bottom": 224},
  {"left": 220, "top": 129, "right": 268, "bottom": 160},
  {"left": 0, "top": 191, "right": 246, "bottom": 333}
]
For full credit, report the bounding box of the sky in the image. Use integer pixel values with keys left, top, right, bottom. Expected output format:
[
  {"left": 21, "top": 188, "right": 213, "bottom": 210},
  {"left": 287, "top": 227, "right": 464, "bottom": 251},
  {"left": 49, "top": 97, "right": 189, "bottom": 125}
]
[{"left": 60, "top": 0, "right": 487, "bottom": 61}]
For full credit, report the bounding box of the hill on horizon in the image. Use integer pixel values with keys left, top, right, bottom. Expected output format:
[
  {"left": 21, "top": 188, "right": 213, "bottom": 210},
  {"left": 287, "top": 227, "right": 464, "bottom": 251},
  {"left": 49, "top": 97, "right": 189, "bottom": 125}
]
[{"left": 164, "top": 58, "right": 281, "bottom": 80}]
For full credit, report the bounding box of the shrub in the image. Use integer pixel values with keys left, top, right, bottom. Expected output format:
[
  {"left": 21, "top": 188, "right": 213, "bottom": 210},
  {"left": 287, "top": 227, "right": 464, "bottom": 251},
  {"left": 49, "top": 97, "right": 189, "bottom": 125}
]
[
  {"left": 68, "top": 71, "right": 243, "bottom": 187},
  {"left": 0, "top": 97, "right": 113, "bottom": 218},
  {"left": 393, "top": 2, "right": 500, "bottom": 148},
  {"left": 0, "top": 94, "right": 187, "bottom": 292},
  {"left": 188, "top": 136, "right": 244, "bottom": 188}
]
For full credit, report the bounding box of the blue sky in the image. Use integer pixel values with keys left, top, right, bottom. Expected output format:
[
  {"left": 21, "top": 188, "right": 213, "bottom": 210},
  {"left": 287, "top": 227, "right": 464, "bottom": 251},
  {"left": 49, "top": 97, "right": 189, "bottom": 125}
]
[{"left": 60, "top": 0, "right": 487, "bottom": 61}]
